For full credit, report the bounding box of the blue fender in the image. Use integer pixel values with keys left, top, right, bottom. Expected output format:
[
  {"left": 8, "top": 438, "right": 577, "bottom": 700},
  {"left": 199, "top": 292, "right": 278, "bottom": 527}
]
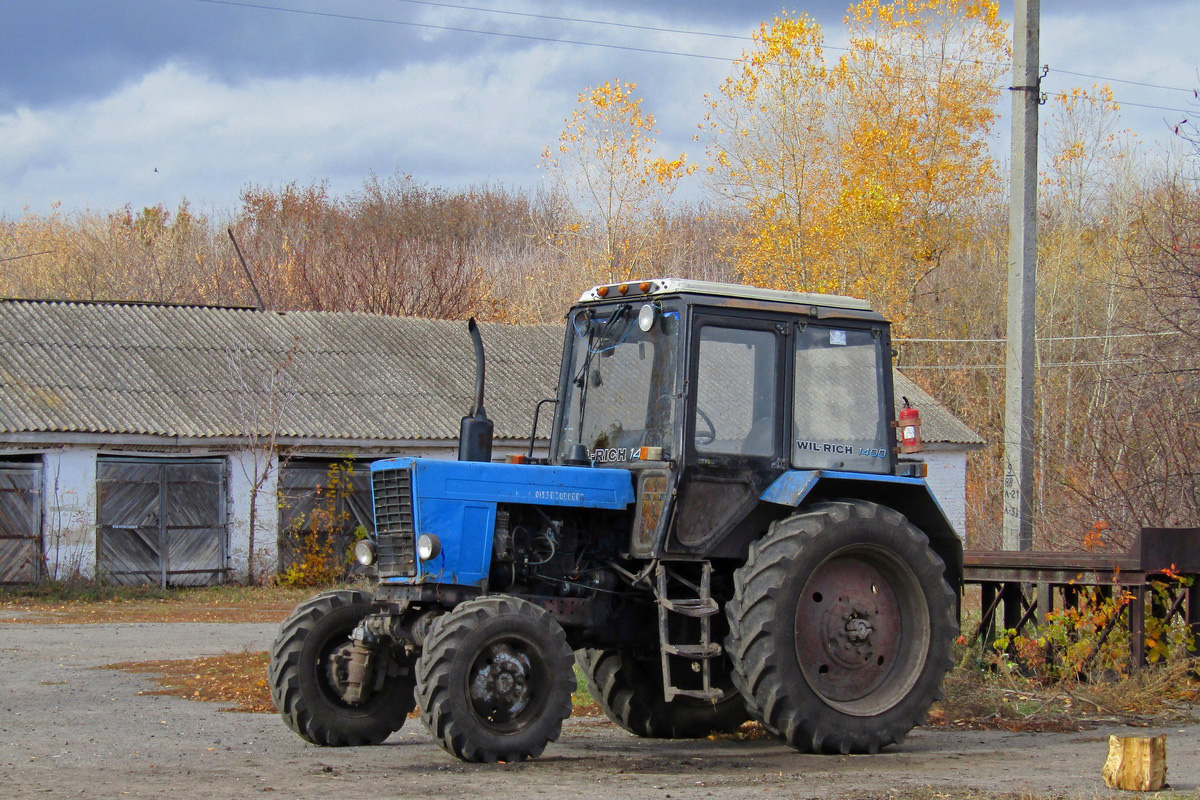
[{"left": 760, "top": 469, "right": 963, "bottom": 587}]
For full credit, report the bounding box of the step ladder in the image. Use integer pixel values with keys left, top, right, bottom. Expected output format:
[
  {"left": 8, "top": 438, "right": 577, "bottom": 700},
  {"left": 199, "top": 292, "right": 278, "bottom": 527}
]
[{"left": 655, "top": 561, "right": 725, "bottom": 703}]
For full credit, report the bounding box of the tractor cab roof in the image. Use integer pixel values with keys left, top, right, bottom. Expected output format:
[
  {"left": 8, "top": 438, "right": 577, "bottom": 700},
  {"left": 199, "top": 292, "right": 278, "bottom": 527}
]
[{"left": 575, "top": 278, "right": 884, "bottom": 322}]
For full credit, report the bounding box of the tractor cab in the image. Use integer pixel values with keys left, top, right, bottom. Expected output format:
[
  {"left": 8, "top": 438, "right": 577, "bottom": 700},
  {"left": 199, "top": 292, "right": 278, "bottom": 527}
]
[{"left": 550, "top": 278, "right": 901, "bottom": 559}]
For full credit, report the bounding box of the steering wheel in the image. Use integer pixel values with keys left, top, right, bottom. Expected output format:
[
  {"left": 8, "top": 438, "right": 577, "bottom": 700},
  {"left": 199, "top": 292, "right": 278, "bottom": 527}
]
[{"left": 695, "top": 407, "right": 717, "bottom": 446}]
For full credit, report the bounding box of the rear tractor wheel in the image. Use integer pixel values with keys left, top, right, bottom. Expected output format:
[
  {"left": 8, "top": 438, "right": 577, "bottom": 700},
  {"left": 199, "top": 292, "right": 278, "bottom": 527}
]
[
  {"left": 726, "top": 500, "right": 957, "bottom": 754},
  {"left": 576, "top": 648, "right": 749, "bottom": 739}
]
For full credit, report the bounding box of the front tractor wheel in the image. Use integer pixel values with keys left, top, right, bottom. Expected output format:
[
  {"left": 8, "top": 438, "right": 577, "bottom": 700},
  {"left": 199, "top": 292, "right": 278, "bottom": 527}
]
[
  {"left": 269, "top": 590, "right": 416, "bottom": 746},
  {"left": 726, "top": 500, "right": 957, "bottom": 754},
  {"left": 416, "top": 595, "right": 575, "bottom": 763}
]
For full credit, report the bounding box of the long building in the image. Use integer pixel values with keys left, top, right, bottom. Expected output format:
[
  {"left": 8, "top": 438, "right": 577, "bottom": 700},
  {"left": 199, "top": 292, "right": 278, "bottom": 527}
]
[{"left": 0, "top": 299, "right": 982, "bottom": 585}]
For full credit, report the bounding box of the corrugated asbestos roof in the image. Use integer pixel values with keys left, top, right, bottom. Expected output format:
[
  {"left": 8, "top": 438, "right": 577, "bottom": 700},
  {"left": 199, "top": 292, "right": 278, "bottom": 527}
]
[
  {"left": 892, "top": 371, "right": 984, "bottom": 447},
  {"left": 0, "top": 300, "right": 561, "bottom": 441},
  {"left": 0, "top": 299, "right": 982, "bottom": 446}
]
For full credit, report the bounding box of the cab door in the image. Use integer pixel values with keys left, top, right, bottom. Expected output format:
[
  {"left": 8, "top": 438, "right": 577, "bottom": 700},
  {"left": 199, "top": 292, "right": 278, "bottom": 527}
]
[{"left": 665, "top": 312, "right": 790, "bottom": 556}]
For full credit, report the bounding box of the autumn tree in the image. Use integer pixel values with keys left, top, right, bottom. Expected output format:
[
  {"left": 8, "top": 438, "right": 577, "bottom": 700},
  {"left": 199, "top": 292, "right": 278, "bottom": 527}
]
[
  {"left": 1088, "top": 113, "right": 1200, "bottom": 535},
  {"left": 895, "top": 84, "right": 1195, "bottom": 550},
  {"left": 1027, "top": 87, "right": 1140, "bottom": 544},
  {"left": 705, "top": 0, "right": 1009, "bottom": 325},
  {"left": 0, "top": 201, "right": 225, "bottom": 303},
  {"left": 540, "top": 80, "right": 694, "bottom": 287},
  {"left": 230, "top": 176, "right": 513, "bottom": 318}
]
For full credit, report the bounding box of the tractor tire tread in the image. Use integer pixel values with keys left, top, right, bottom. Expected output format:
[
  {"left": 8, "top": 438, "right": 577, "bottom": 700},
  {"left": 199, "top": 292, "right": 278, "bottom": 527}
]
[
  {"left": 575, "top": 648, "right": 749, "bottom": 739},
  {"left": 269, "top": 589, "right": 414, "bottom": 747},
  {"left": 416, "top": 596, "right": 574, "bottom": 763},
  {"left": 726, "top": 499, "right": 956, "bottom": 754}
]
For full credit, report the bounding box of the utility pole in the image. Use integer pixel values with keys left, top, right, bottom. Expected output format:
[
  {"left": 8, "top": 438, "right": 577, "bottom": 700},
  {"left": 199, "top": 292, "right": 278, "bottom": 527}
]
[{"left": 1002, "top": 0, "right": 1040, "bottom": 551}]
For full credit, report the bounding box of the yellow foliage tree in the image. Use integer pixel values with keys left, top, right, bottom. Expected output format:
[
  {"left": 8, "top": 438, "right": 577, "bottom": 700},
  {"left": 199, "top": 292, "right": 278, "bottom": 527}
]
[
  {"left": 705, "top": 0, "right": 1009, "bottom": 325},
  {"left": 540, "top": 80, "right": 694, "bottom": 285}
]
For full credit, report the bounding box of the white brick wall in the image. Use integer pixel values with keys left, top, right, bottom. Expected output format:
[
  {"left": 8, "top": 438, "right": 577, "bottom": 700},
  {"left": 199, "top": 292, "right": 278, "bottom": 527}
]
[
  {"left": 41, "top": 448, "right": 98, "bottom": 579},
  {"left": 226, "top": 449, "right": 279, "bottom": 583},
  {"left": 918, "top": 448, "right": 968, "bottom": 544}
]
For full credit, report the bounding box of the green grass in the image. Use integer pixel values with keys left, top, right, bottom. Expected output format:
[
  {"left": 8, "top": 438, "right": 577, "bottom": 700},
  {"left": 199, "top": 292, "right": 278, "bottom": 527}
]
[
  {"left": 572, "top": 664, "right": 599, "bottom": 710},
  {"left": 0, "top": 580, "right": 177, "bottom": 604}
]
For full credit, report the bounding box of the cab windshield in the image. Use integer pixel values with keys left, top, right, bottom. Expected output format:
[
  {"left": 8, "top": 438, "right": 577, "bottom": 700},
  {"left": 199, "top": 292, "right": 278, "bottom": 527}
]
[{"left": 556, "top": 301, "right": 680, "bottom": 463}]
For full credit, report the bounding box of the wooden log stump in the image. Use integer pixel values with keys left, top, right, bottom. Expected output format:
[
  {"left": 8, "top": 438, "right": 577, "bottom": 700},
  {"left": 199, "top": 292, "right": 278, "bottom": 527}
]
[{"left": 1102, "top": 734, "right": 1167, "bottom": 791}]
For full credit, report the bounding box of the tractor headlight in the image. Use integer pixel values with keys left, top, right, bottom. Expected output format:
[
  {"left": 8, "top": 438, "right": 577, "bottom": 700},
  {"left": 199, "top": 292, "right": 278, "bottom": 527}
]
[
  {"left": 637, "top": 303, "right": 657, "bottom": 332},
  {"left": 417, "top": 534, "right": 442, "bottom": 561},
  {"left": 354, "top": 539, "right": 378, "bottom": 566}
]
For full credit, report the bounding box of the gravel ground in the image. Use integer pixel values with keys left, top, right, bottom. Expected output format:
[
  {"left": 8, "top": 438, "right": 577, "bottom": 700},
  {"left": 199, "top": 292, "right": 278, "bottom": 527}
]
[{"left": 2, "top": 620, "right": 1198, "bottom": 800}]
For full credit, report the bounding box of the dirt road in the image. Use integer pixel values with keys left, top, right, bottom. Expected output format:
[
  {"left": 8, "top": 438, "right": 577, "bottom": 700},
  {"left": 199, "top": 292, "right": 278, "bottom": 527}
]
[{"left": 2, "top": 619, "right": 1197, "bottom": 800}]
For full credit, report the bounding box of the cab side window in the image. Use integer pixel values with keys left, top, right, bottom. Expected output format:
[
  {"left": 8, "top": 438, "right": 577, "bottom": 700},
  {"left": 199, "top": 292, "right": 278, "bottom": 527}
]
[
  {"left": 694, "top": 326, "right": 777, "bottom": 456},
  {"left": 793, "top": 325, "right": 888, "bottom": 472}
]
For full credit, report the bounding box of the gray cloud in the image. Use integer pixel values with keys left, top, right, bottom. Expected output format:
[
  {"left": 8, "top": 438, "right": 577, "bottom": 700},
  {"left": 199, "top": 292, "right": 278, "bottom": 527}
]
[
  {"left": 2, "top": 0, "right": 805, "bottom": 109},
  {"left": 1, "top": 0, "right": 1196, "bottom": 217}
]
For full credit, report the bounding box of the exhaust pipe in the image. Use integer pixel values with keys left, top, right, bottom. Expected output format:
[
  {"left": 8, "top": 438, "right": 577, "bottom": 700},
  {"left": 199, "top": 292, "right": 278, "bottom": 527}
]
[{"left": 458, "top": 318, "right": 494, "bottom": 462}]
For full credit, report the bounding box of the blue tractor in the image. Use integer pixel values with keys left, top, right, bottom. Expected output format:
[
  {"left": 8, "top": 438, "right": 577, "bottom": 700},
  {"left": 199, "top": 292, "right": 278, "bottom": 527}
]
[{"left": 269, "top": 278, "right": 961, "bottom": 762}]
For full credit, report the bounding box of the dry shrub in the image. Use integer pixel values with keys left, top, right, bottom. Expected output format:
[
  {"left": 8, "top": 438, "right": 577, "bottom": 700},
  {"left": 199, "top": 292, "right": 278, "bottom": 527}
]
[
  {"left": 989, "top": 576, "right": 1197, "bottom": 682},
  {"left": 941, "top": 584, "right": 1199, "bottom": 731},
  {"left": 936, "top": 659, "right": 1199, "bottom": 732},
  {"left": 276, "top": 462, "right": 362, "bottom": 589}
]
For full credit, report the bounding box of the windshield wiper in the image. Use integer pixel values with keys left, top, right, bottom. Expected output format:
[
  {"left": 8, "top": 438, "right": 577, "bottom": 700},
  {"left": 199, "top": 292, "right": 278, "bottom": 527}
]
[
  {"left": 573, "top": 303, "right": 630, "bottom": 387},
  {"left": 572, "top": 303, "right": 631, "bottom": 443}
]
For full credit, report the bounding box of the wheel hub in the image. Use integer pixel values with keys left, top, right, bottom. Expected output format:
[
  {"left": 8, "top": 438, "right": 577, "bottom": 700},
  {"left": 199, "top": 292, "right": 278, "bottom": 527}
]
[
  {"left": 469, "top": 644, "right": 533, "bottom": 724},
  {"left": 844, "top": 616, "right": 873, "bottom": 644},
  {"left": 325, "top": 641, "right": 358, "bottom": 702},
  {"left": 795, "top": 555, "right": 902, "bottom": 703}
]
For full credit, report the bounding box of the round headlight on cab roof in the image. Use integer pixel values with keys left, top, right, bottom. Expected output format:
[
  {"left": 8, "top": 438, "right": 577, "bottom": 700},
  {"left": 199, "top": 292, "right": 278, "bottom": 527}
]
[{"left": 637, "top": 303, "right": 657, "bottom": 332}]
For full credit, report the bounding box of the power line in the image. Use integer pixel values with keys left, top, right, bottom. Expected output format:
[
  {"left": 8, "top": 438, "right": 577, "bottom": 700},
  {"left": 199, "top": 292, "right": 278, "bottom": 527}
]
[
  {"left": 190, "top": 0, "right": 733, "bottom": 62},
  {"left": 0, "top": 250, "right": 55, "bottom": 264},
  {"left": 1040, "top": 72, "right": 1196, "bottom": 116},
  {"left": 381, "top": 0, "right": 1200, "bottom": 104},
  {"left": 182, "top": 0, "right": 1015, "bottom": 100},
  {"left": 1108, "top": 98, "right": 1194, "bottom": 115},
  {"left": 191, "top": 0, "right": 1018, "bottom": 78},
  {"left": 901, "top": 358, "right": 1154, "bottom": 369},
  {"left": 380, "top": 0, "right": 749, "bottom": 43},
  {"left": 184, "top": 0, "right": 1017, "bottom": 98},
  {"left": 184, "top": 0, "right": 1199, "bottom": 115},
  {"left": 896, "top": 331, "right": 1180, "bottom": 344},
  {"left": 381, "top": 1, "right": 1200, "bottom": 102},
  {"left": 1049, "top": 67, "right": 1196, "bottom": 95}
]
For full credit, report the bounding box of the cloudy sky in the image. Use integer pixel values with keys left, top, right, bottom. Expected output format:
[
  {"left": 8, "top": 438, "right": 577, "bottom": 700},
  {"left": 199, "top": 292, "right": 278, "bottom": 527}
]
[{"left": 2, "top": 0, "right": 1197, "bottom": 218}]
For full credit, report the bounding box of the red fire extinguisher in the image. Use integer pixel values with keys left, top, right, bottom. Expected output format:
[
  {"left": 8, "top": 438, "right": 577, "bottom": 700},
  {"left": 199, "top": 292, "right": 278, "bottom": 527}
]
[{"left": 898, "top": 396, "right": 923, "bottom": 454}]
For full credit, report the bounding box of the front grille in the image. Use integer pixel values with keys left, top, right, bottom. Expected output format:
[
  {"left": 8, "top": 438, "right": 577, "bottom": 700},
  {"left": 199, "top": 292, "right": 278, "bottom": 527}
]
[{"left": 372, "top": 467, "right": 416, "bottom": 578}]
